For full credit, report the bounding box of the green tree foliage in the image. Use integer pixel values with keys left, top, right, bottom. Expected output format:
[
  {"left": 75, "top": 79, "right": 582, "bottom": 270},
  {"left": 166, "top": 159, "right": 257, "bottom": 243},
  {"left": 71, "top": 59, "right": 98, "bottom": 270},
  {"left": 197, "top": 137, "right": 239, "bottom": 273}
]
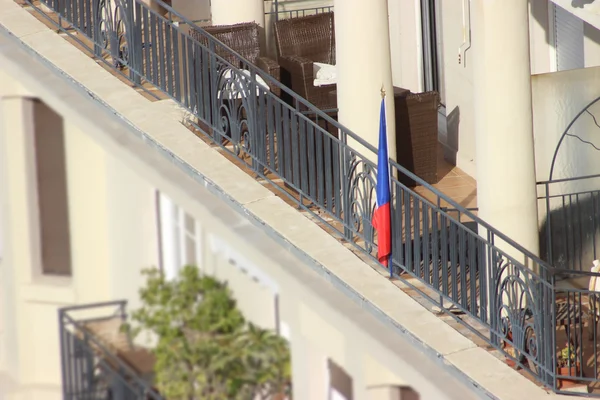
[{"left": 124, "top": 266, "right": 291, "bottom": 400}]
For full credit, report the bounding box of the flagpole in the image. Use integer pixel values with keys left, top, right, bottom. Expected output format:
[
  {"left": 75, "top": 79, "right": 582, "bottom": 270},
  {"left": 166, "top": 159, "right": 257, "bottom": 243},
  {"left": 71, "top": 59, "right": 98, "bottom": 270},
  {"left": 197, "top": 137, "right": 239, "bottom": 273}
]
[{"left": 380, "top": 85, "right": 393, "bottom": 279}]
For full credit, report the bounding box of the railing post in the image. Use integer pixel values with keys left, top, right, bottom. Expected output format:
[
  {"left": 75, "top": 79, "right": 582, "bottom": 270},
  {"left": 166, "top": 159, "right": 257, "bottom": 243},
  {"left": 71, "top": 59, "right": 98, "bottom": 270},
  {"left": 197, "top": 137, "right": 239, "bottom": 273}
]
[
  {"left": 58, "top": 309, "right": 69, "bottom": 399},
  {"left": 341, "top": 131, "right": 352, "bottom": 242},
  {"left": 249, "top": 69, "right": 260, "bottom": 174},
  {"left": 92, "top": 0, "right": 102, "bottom": 58},
  {"left": 487, "top": 231, "right": 497, "bottom": 346},
  {"left": 545, "top": 182, "right": 553, "bottom": 266},
  {"left": 131, "top": 0, "right": 143, "bottom": 85},
  {"left": 209, "top": 40, "right": 218, "bottom": 132},
  {"left": 549, "top": 279, "right": 558, "bottom": 391}
]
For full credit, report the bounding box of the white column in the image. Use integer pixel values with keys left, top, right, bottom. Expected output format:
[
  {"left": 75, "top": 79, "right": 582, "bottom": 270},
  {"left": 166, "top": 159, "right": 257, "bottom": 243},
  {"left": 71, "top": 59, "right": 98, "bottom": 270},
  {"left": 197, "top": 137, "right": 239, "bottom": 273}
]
[
  {"left": 472, "top": 0, "right": 539, "bottom": 258},
  {"left": 335, "top": 0, "right": 396, "bottom": 161},
  {"left": 280, "top": 296, "right": 329, "bottom": 400},
  {"left": 211, "top": 0, "right": 265, "bottom": 27},
  {"left": 0, "top": 96, "right": 32, "bottom": 382},
  {"left": 169, "top": 0, "right": 210, "bottom": 22},
  {"left": 289, "top": 334, "right": 329, "bottom": 400}
]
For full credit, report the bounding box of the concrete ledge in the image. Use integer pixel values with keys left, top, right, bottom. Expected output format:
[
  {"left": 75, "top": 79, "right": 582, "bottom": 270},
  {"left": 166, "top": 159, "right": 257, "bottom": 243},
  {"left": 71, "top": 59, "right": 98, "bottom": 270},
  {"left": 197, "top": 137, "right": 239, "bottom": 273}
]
[{"left": 0, "top": 3, "right": 562, "bottom": 399}]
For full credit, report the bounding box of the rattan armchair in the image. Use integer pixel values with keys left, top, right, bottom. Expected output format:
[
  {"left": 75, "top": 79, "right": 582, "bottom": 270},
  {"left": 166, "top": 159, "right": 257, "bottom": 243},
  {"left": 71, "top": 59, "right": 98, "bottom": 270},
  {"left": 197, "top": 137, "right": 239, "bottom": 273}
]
[
  {"left": 274, "top": 12, "right": 336, "bottom": 111},
  {"left": 191, "top": 22, "right": 281, "bottom": 96},
  {"left": 394, "top": 88, "right": 440, "bottom": 186}
]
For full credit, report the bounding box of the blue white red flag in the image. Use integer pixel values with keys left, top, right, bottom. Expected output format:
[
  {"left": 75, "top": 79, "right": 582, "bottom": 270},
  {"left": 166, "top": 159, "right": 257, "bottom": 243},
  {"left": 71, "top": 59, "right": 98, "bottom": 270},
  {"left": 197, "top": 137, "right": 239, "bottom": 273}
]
[{"left": 372, "top": 98, "right": 391, "bottom": 267}]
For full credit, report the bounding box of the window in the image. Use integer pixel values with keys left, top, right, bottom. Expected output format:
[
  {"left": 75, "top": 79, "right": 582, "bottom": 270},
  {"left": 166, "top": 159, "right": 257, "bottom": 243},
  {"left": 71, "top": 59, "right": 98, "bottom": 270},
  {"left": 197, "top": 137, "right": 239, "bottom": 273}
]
[
  {"left": 420, "top": 0, "right": 445, "bottom": 105},
  {"left": 32, "top": 99, "right": 72, "bottom": 275},
  {"left": 157, "top": 192, "right": 202, "bottom": 280},
  {"left": 551, "top": 4, "right": 584, "bottom": 71},
  {"left": 209, "top": 234, "right": 281, "bottom": 330},
  {"left": 328, "top": 359, "right": 353, "bottom": 400}
]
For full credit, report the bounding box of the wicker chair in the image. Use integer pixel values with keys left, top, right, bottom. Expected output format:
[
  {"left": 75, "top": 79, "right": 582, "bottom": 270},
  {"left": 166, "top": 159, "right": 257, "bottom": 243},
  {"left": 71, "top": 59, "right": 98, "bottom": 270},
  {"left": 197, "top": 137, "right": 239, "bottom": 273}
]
[
  {"left": 394, "top": 88, "right": 440, "bottom": 186},
  {"left": 191, "top": 22, "right": 281, "bottom": 96},
  {"left": 274, "top": 12, "right": 336, "bottom": 111}
]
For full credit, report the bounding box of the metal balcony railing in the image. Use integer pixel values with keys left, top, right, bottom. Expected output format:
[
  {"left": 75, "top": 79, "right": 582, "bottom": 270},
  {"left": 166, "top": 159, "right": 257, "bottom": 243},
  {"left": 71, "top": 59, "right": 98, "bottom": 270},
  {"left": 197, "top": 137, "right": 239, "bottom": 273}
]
[
  {"left": 538, "top": 174, "right": 600, "bottom": 276},
  {"left": 21, "top": 0, "right": 600, "bottom": 394},
  {"left": 264, "top": 0, "right": 333, "bottom": 21},
  {"left": 59, "top": 301, "right": 162, "bottom": 400}
]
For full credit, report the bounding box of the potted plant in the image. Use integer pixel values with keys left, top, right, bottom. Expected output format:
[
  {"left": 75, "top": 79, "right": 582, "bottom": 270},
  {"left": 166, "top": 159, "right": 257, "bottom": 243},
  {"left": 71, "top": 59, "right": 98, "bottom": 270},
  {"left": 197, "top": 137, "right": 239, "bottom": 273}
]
[
  {"left": 502, "top": 330, "right": 528, "bottom": 369},
  {"left": 556, "top": 342, "right": 581, "bottom": 389}
]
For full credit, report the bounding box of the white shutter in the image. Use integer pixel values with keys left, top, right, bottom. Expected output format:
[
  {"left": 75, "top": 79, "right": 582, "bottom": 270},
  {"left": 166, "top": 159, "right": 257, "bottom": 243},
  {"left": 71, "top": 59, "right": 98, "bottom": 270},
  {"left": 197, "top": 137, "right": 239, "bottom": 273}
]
[
  {"left": 158, "top": 192, "right": 179, "bottom": 280},
  {"left": 157, "top": 192, "right": 203, "bottom": 280},
  {"left": 554, "top": 4, "right": 584, "bottom": 71}
]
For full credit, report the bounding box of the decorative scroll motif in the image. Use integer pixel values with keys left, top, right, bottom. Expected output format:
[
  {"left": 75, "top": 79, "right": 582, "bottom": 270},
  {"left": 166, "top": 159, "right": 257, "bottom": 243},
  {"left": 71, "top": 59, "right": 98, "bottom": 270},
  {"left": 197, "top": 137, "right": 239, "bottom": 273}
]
[
  {"left": 493, "top": 252, "right": 542, "bottom": 374},
  {"left": 213, "top": 66, "right": 257, "bottom": 159},
  {"left": 96, "top": 0, "right": 132, "bottom": 69},
  {"left": 347, "top": 155, "right": 377, "bottom": 252}
]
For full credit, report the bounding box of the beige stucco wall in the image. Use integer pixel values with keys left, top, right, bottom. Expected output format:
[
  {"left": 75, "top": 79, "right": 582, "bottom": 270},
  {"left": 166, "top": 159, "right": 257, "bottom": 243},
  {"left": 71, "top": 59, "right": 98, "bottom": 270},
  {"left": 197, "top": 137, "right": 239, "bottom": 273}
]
[
  {"left": 532, "top": 66, "right": 600, "bottom": 183},
  {"left": 0, "top": 80, "right": 157, "bottom": 399}
]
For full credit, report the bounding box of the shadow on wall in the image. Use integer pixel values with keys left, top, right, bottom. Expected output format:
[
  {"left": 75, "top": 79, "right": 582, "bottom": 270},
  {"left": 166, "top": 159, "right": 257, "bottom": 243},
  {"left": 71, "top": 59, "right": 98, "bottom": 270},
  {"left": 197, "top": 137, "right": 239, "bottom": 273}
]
[
  {"left": 443, "top": 106, "right": 460, "bottom": 165},
  {"left": 572, "top": 0, "right": 596, "bottom": 8},
  {"left": 366, "top": 385, "right": 420, "bottom": 400},
  {"left": 539, "top": 191, "right": 600, "bottom": 273}
]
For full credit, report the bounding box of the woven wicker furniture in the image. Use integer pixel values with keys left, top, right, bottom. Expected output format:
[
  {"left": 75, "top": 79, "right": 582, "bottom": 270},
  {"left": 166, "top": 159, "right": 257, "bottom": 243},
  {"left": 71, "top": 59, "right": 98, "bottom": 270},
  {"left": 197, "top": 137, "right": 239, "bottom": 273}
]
[
  {"left": 191, "top": 22, "right": 281, "bottom": 96},
  {"left": 274, "top": 12, "right": 336, "bottom": 111},
  {"left": 394, "top": 87, "right": 440, "bottom": 186}
]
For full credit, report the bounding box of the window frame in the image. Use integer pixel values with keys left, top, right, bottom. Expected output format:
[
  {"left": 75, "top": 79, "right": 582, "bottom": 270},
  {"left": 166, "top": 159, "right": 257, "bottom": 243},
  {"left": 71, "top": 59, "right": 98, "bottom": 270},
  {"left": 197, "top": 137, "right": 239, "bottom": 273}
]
[{"left": 157, "top": 191, "right": 202, "bottom": 280}]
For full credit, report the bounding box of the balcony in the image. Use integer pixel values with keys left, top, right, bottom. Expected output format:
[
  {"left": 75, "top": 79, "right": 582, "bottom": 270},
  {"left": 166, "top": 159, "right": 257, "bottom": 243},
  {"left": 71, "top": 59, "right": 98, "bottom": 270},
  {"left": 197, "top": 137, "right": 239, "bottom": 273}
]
[
  {"left": 59, "top": 301, "right": 162, "bottom": 399},
  {"left": 14, "top": 0, "right": 600, "bottom": 396}
]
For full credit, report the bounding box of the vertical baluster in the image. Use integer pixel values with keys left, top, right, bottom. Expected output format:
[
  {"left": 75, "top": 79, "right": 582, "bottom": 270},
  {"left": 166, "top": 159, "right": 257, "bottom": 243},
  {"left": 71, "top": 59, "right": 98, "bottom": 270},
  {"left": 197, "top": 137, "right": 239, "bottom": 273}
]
[
  {"left": 164, "top": 21, "right": 173, "bottom": 95},
  {"left": 267, "top": 95, "right": 276, "bottom": 172},
  {"left": 396, "top": 186, "right": 405, "bottom": 269},
  {"left": 150, "top": 12, "right": 158, "bottom": 84},
  {"left": 404, "top": 192, "right": 412, "bottom": 273},
  {"left": 282, "top": 109, "right": 292, "bottom": 182},
  {"left": 332, "top": 141, "right": 341, "bottom": 218},
  {"left": 315, "top": 126, "right": 325, "bottom": 206},
  {"left": 323, "top": 134, "right": 332, "bottom": 212},
  {"left": 440, "top": 214, "right": 448, "bottom": 297},
  {"left": 157, "top": 19, "right": 166, "bottom": 90},
  {"left": 413, "top": 198, "right": 421, "bottom": 276},
  {"left": 275, "top": 103, "right": 284, "bottom": 176},
  {"left": 422, "top": 203, "right": 430, "bottom": 283},
  {"left": 306, "top": 123, "right": 316, "bottom": 200},
  {"left": 431, "top": 207, "right": 439, "bottom": 289}
]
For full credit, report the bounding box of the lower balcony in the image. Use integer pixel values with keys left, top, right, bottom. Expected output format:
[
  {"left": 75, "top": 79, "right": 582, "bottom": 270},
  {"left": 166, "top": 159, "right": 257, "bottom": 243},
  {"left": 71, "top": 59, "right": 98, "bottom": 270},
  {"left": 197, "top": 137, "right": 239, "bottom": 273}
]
[{"left": 59, "top": 302, "right": 161, "bottom": 399}]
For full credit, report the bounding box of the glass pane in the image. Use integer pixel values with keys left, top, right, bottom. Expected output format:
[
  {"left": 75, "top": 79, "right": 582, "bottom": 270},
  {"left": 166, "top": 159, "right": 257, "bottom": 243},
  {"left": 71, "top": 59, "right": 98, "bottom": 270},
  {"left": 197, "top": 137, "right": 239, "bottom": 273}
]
[
  {"left": 185, "top": 235, "right": 197, "bottom": 266},
  {"left": 171, "top": 202, "right": 180, "bottom": 228},
  {"left": 184, "top": 212, "right": 195, "bottom": 235}
]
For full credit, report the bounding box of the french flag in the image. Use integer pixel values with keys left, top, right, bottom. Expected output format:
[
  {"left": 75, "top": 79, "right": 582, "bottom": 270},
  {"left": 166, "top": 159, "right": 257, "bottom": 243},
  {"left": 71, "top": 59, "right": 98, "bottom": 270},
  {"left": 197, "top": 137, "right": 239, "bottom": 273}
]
[{"left": 372, "top": 98, "right": 392, "bottom": 268}]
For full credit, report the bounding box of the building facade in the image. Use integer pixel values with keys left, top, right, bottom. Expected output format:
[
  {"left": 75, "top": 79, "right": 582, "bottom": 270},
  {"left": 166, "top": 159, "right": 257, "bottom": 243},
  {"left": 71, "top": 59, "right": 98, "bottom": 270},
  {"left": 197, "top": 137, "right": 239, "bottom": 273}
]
[{"left": 2, "top": 0, "right": 600, "bottom": 399}]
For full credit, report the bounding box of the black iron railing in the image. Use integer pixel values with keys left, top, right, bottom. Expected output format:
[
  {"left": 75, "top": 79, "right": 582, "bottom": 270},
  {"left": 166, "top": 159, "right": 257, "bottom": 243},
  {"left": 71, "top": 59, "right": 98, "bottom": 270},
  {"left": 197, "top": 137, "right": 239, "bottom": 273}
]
[
  {"left": 59, "top": 301, "right": 162, "bottom": 400},
  {"left": 265, "top": 0, "right": 333, "bottom": 21},
  {"left": 20, "top": 0, "right": 600, "bottom": 394},
  {"left": 538, "top": 174, "right": 600, "bottom": 275}
]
